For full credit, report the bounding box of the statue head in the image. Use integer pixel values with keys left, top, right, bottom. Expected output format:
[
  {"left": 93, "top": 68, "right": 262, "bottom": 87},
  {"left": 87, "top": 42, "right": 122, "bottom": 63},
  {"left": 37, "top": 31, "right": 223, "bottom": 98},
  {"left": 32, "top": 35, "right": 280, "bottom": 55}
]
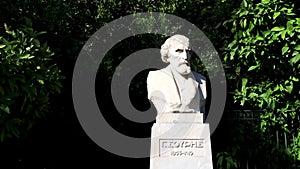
[{"left": 160, "top": 34, "right": 191, "bottom": 75}]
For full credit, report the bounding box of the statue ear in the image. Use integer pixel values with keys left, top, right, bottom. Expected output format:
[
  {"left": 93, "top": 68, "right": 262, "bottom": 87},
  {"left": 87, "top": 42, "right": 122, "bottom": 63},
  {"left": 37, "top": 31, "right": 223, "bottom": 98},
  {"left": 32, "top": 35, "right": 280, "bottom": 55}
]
[
  {"left": 166, "top": 56, "right": 171, "bottom": 62},
  {"left": 161, "top": 43, "right": 169, "bottom": 49},
  {"left": 161, "top": 55, "right": 169, "bottom": 63}
]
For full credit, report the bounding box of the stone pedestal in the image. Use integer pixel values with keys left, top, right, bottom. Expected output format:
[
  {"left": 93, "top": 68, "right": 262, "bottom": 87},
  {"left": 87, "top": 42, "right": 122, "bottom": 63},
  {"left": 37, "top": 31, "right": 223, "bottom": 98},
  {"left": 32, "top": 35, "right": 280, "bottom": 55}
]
[{"left": 150, "top": 114, "right": 213, "bottom": 169}]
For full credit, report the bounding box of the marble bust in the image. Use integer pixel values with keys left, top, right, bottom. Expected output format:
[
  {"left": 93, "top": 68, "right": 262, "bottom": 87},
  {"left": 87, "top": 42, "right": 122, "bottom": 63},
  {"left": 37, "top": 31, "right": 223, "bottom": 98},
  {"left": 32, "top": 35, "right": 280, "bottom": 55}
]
[{"left": 147, "top": 34, "right": 207, "bottom": 114}]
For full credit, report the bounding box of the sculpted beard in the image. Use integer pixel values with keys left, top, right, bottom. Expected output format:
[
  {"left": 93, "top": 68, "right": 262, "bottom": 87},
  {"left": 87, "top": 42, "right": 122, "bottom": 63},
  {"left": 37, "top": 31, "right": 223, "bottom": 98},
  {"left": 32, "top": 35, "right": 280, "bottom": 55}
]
[
  {"left": 169, "top": 53, "right": 191, "bottom": 75},
  {"left": 176, "top": 61, "right": 191, "bottom": 75}
]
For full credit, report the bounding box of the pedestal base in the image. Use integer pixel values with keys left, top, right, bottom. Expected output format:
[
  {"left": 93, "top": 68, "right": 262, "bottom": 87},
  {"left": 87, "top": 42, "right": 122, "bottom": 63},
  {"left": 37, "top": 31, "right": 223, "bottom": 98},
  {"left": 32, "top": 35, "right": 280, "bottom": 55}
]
[{"left": 149, "top": 114, "right": 213, "bottom": 169}]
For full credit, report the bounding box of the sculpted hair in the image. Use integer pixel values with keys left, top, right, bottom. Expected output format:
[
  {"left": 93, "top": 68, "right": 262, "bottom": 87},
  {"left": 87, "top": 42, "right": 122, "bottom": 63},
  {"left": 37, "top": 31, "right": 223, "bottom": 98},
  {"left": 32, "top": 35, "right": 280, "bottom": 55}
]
[{"left": 160, "top": 34, "right": 189, "bottom": 63}]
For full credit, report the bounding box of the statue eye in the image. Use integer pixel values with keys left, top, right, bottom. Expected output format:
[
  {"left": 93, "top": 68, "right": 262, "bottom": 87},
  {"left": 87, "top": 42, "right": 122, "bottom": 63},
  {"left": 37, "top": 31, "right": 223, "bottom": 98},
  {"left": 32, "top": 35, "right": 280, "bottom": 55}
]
[
  {"left": 186, "top": 49, "right": 192, "bottom": 54},
  {"left": 175, "top": 49, "right": 184, "bottom": 53}
]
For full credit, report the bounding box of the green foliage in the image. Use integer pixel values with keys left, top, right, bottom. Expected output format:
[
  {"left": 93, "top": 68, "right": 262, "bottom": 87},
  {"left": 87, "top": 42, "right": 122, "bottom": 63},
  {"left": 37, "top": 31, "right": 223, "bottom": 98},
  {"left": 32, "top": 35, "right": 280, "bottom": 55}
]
[
  {"left": 289, "top": 132, "right": 300, "bottom": 161},
  {"left": 215, "top": 118, "right": 259, "bottom": 169},
  {"left": 224, "top": 0, "right": 300, "bottom": 165},
  {"left": 216, "top": 151, "right": 238, "bottom": 169},
  {"left": 0, "top": 23, "right": 63, "bottom": 141},
  {"left": 0, "top": 0, "right": 299, "bottom": 168},
  {"left": 216, "top": 139, "right": 239, "bottom": 169}
]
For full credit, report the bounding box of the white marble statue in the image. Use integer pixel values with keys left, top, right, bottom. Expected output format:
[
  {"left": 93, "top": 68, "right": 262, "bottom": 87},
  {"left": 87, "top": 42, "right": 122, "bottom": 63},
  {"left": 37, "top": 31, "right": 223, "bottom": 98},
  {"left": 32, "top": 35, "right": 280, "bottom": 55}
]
[{"left": 147, "top": 34, "right": 207, "bottom": 115}]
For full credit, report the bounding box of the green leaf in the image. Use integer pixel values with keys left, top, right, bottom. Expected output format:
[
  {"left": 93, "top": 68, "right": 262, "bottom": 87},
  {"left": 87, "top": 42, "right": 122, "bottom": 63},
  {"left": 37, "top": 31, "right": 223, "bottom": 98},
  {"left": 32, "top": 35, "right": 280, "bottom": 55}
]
[
  {"left": 0, "top": 44, "right": 6, "bottom": 48},
  {"left": 11, "top": 127, "right": 20, "bottom": 137},
  {"left": 284, "top": 80, "right": 290, "bottom": 85},
  {"left": 0, "top": 105, "right": 10, "bottom": 114},
  {"left": 228, "top": 41, "right": 236, "bottom": 49},
  {"left": 256, "top": 36, "right": 264, "bottom": 41},
  {"left": 249, "top": 22, "right": 254, "bottom": 31},
  {"left": 286, "top": 84, "right": 293, "bottom": 94},
  {"left": 290, "top": 76, "right": 299, "bottom": 82},
  {"left": 290, "top": 53, "right": 300, "bottom": 64},
  {"left": 28, "top": 55, "right": 35, "bottom": 59},
  {"left": 25, "top": 17, "right": 32, "bottom": 27},
  {"left": 271, "top": 99, "right": 275, "bottom": 110},
  {"left": 248, "top": 64, "right": 260, "bottom": 71},
  {"left": 261, "top": 0, "right": 270, "bottom": 4},
  {"left": 253, "top": 18, "right": 257, "bottom": 25},
  {"left": 287, "top": 20, "right": 295, "bottom": 31},
  {"left": 239, "top": 10, "right": 249, "bottom": 17},
  {"left": 230, "top": 51, "right": 235, "bottom": 60},
  {"left": 273, "top": 12, "right": 280, "bottom": 19},
  {"left": 295, "top": 45, "right": 300, "bottom": 50},
  {"left": 242, "top": 78, "right": 248, "bottom": 91},
  {"left": 243, "top": 19, "right": 247, "bottom": 28},
  {"left": 281, "top": 30, "right": 287, "bottom": 39},
  {"left": 296, "top": 18, "right": 300, "bottom": 25},
  {"left": 217, "top": 155, "right": 223, "bottom": 167},
  {"left": 249, "top": 92, "right": 258, "bottom": 98},
  {"left": 271, "top": 26, "right": 285, "bottom": 31},
  {"left": 20, "top": 54, "right": 30, "bottom": 59},
  {"left": 33, "top": 39, "right": 40, "bottom": 47},
  {"left": 38, "top": 79, "right": 44, "bottom": 85},
  {"left": 281, "top": 46, "right": 289, "bottom": 54},
  {"left": 243, "top": 0, "right": 248, "bottom": 7}
]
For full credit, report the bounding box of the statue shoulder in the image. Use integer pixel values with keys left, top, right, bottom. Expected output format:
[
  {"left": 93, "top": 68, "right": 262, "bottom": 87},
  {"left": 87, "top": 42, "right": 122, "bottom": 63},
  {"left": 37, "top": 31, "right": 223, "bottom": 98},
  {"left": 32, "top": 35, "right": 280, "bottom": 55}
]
[
  {"left": 147, "top": 67, "right": 172, "bottom": 82},
  {"left": 192, "top": 71, "right": 206, "bottom": 84}
]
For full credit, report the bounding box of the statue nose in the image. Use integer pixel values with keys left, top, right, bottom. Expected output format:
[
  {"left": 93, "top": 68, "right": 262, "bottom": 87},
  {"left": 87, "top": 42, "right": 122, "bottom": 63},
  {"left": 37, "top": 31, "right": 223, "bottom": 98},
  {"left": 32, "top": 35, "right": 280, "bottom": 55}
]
[{"left": 181, "top": 51, "right": 187, "bottom": 59}]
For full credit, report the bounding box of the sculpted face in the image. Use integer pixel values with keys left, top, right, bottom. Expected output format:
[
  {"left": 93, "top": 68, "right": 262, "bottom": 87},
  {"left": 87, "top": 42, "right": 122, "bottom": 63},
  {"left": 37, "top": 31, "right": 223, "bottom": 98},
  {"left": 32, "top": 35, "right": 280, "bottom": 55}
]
[{"left": 167, "top": 41, "right": 191, "bottom": 75}]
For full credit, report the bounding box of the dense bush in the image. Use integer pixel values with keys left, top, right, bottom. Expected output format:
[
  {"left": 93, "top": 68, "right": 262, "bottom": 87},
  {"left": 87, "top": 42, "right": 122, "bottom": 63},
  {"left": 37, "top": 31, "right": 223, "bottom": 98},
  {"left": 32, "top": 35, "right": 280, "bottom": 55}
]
[
  {"left": 0, "top": 23, "right": 63, "bottom": 141},
  {"left": 223, "top": 0, "right": 300, "bottom": 167},
  {"left": 0, "top": 0, "right": 299, "bottom": 168}
]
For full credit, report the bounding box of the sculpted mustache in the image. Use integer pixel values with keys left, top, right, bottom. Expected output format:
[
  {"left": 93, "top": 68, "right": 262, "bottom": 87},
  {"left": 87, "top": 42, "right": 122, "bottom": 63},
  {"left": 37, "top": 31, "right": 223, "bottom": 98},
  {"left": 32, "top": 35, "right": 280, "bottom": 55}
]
[{"left": 179, "top": 60, "right": 190, "bottom": 66}]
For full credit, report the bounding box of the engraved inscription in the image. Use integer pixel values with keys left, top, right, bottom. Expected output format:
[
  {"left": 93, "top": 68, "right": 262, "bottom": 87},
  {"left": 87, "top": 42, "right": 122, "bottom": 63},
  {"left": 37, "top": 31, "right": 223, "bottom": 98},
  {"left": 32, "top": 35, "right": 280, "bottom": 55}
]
[
  {"left": 171, "top": 151, "right": 194, "bottom": 156},
  {"left": 159, "top": 139, "right": 204, "bottom": 157}
]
